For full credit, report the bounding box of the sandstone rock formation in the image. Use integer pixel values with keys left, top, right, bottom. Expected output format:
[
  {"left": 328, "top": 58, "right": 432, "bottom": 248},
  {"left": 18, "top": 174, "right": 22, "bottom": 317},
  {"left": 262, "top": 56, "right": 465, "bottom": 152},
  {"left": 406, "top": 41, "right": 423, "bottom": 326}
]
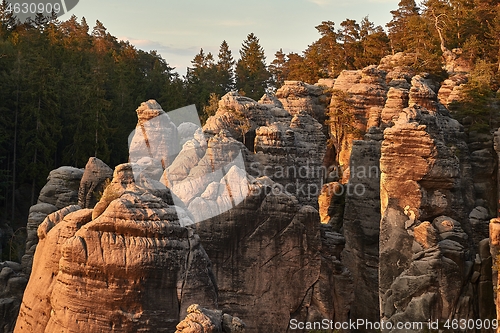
[
  {"left": 490, "top": 218, "right": 500, "bottom": 332},
  {"left": 275, "top": 80, "right": 329, "bottom": 125},
  {"left": 341, "top": 138, "right": 381, "bottom": 324},
  {"left": 379, "top": 103, "right": 477, "bottom": 327},
  {"left": 252, "top": 111, "right": 327, "bottom": 208},
  {"left": 203, "top": 91, "right": 293, "bottom": 151},
  {"left": 438, "top": 73, "right": 467, "bottom": 106},
  {"left": 77, "top": 157, "right": 113, "bottom": 209},
  {"left": 204, "top": 91, "right": 327, "bottom": 208},
  {"left": 0, "top": 166, "right": 86, "bottom": 333},
  {"left": 195, "top": 188, "right": 323, "bottom": 333},
  {"left": 129, "top": 99, "right": 180, "bottom": 170},
  {"left": 175, "top": 304, "right": 245, "bottom": 333},
  {"left": 37, "top": 166, "right": 83, "bottom": 209},
  {"left": 21, "top": 203, "right": 58, "bottom": 274},
  {"left": 12, "top": 51, "right": 500, "bottom": 333},
  {"left": 0, "top": 261, "right": 28, "bottom": 333},
  {"left": 14, "top": 163, "right": 218, "bottom": 333},
  {"left": 329, "top": 65, "right": 388, "bottom": 179}
]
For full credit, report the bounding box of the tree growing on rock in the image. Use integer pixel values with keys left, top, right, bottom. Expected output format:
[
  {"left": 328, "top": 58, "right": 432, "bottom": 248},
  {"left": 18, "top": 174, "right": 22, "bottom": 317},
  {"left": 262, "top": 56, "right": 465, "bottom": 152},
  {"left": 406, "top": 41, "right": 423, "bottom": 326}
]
[{"left": 327, "top": 90, "right": 361, "bottom": 164}]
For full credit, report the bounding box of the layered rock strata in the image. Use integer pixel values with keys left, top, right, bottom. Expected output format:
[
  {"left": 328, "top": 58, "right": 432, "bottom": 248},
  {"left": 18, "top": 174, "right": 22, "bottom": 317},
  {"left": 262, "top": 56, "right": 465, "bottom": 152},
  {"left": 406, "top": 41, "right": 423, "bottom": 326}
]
[
  {"left": 195, "top": 187, "right": 323, "bottom": 333},
  {"left": 275, "top": 80, "right": 329, "bottom": 125},
  {"left": 175, "top": 304, "right": 245, "bottom": 333},
  {"left": 329, "top": 65, "right": 388, "bottom": 179},
  {"left": 204, "top": 92, "right": 327, "bottom": 208},
  {"left": 14, "top": 163, "right": 217, "bottom": 333},
  {"left": 0, "top": 261, "right": 28, "bottom": 333},
  {"left": 379, "top": 104, "right": 479, "bottom": 328},
  {"left": 77, "top": 157, "right": 113, "bottom": 209},
  {"left": 36, "top": 166, "right": 83, "bottom": 210}
]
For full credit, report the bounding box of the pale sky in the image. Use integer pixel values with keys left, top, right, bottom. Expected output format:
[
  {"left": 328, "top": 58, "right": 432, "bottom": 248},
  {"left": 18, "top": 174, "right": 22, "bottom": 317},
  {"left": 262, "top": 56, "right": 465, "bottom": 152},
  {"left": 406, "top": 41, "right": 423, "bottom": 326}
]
[{"left": 60, "top": 0, "right": 400, "bottom": 76}]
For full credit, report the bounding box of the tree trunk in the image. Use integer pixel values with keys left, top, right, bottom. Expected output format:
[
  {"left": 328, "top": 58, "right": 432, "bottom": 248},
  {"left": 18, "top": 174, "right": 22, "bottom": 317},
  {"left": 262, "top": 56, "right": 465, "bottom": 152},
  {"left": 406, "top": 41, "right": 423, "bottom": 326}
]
[{"left": 11, "top": 52, "right": 20, "bottom": 223}]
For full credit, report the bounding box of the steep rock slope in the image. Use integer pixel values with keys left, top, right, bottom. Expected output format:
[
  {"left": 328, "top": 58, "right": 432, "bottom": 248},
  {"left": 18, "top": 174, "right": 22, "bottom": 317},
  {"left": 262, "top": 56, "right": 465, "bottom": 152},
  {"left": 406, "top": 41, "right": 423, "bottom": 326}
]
[{"left": 14, "top": 164, "right": 217, "bottom": 333}]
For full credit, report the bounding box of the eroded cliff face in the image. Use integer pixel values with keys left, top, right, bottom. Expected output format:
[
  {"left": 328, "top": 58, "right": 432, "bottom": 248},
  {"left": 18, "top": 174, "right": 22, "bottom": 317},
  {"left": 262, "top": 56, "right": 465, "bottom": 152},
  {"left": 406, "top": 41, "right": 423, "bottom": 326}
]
[
  {"left": 322, "top": 52, "right": 496, "bottom": 331},
  {"left": 203, "top": 91, "right": 327, "bottom": 208},
  {"left": 14, "top": 164, "right": 218, "bottom": 333},
  {"left": 379, "top": 105, "right": 477, "bottom": 325}
]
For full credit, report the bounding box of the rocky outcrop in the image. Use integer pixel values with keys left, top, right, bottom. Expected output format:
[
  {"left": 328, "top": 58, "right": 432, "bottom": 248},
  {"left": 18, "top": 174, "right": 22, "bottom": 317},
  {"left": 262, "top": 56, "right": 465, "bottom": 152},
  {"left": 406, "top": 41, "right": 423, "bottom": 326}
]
[
  {"left": 341, "top": 138, "right": 381, "bottom": 325},
  {"left": 490, "top": 218, "right": 500, "bottom": 331},
  {"left": 308, "top": 225, "right": 353, "bottom": 326},
  {"left": 468, "top": 131, "right": 497, "bottom": 213},
  {"left": 37, "top": 166, "right": 83, "bottom": 209},
  {"left": 22, "top": 159, "right": 113, "bottom": 275},
  {"left": 14, "top": 163, "right": 217, "bottom": 333},
  {"left": 0, "top": 261, "right": 28, "bottom": 333},
  {"left": 20, "top": 203, "right": 58, "bottom": 275},
  {"left": 495, "top": 129, "right": 500, "bottom": 217},
  {"left": 161, "top": 128, "right": 251, "bottom": 224},
  {"left": 203, "top": 92, "right": 291, "bottom": 151},
  {"left": 442, "top": 48, "right": 473, "bottom": 74},
  {"left": 438, "top": 74, "right": 467, "bottom": 106},
  {"left": 175, "top": 304, "right": 245, "bottom": 333},
  {"left": 275, "top": 80, "right": 329, "bottom": 125},
  {"left": 379, "top": 102, "right": 480, "bottom": 327},
  {"left": 1, "top": 167, "right": 85, "bottom": 332},
  {"left": 12, "top": 52, "right": 500, "bottom": 333},
  {"left": 195, "top": 185, "right": 323, "bottom": 333},
  {"left": 329, "top": 65, "right": 388, "bottom": 177},
  {"left": 253, "top": 111, "right": 327, "bottom": 208},
  {"left": 129, "top": 99, "right": 180, "bottom": 170},
  {"left": 77, "top": 157, "right": 113, "bottom": 209},
  {"left": 204, "top": 92, "right": 327, "bottom": 208}
]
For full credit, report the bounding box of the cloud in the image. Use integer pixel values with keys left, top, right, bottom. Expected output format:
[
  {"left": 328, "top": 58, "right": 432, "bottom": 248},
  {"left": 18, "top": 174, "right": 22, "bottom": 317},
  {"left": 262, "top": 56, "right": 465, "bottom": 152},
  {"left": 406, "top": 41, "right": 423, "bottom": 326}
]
[
  {"left": 306, "top": 0, "right": 332, "bottom": 6},
  {"left": 118, "top": 37, "right": 196, "bottom": 56},
  {"left": 214, "top": 19, "right": 256, "bottom": 27}
]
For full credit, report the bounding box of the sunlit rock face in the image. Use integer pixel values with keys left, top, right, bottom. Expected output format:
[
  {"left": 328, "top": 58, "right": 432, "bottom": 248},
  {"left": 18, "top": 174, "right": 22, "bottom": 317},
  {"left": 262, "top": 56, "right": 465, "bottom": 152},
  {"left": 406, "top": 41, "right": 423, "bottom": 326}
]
[
  {"left": 328, "top": 65, "right": 388, "bottom": 179},
  {"left": 379, "top": 103, "right": 478, "bottom": 326},
  {"left": 204, "top": 92, "right": 327, "bottom": 208},
  {"left": 175, "top": 304, "right": 245, "bottom": 333},
  {"left": 12, "top": 46, "right": 500, "bottom": 333},
  {"left": 14, "top": 163, "right": 217, "bottom": 333},
  {"left": 275, "top": 80, "right": 329, "bottom": 125},
  {"left": 129, "top": 100, "right": 180, "bottom": 169}
]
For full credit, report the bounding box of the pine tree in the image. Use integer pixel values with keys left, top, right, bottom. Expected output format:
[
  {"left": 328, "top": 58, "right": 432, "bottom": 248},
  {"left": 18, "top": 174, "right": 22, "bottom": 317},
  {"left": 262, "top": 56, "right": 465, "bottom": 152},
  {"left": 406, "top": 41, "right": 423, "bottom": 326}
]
[
  {"left": 0, "top": 0, "right": 17, "bottom": 37},
  {"left": 216, "top": 40, "right": 235, "bottom": 93},
  {"left": 339, "top": 19, "right": 361, "bottom": 69},
  {"left": 235, "top": 33, "right": 270, "bottom": 100},
  {"left": 303, "top": 21, "right": 343, "bottom": 79},
  {"left": 185, "top": 48, "right": 218, "bottom": 115},
  {"left": 449, "top": 60, "right": 499, "bottom": 132},
  {"left": 387, "top": 0, "right": 421, "bottom": 53},
  {"left": 269, "top": 49, "right": 287, "bottom": 89},
  {"left": 355, "top": 17, "right": 390, "bottom": 68}
]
